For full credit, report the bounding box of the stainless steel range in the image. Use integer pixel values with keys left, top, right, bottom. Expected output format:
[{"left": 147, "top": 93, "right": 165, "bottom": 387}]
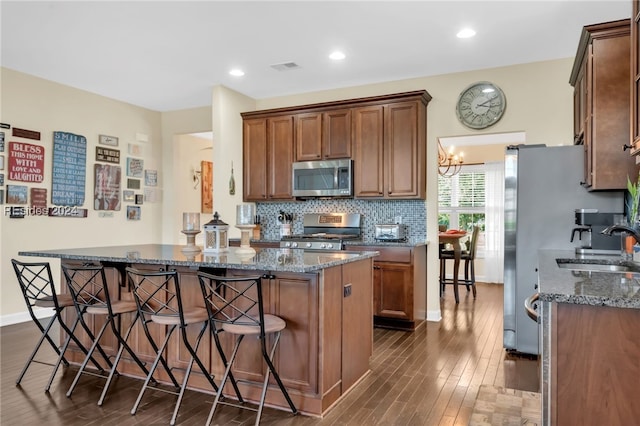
[{"left": 280, "top": 213, "right": 362, "bottom": 250}]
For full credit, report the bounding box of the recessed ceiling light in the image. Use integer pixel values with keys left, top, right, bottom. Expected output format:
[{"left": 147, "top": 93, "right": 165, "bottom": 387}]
[
  {"left": 456, "top": 28, "right": 476, "bottom": 39},
  {"left": 329, "top": 51, "right": 346, "bottom": 60},
  {"left": 229, "top": 69, "right": 245, "bottom": 77}
]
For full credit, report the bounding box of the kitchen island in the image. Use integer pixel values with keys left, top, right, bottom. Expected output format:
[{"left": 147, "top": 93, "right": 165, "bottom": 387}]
[
  {"left": 537, "top": 249, "right": 640, "bottom": 425},
  {"left": 18, "top": 244, "right": 379, "bottom": 417}
]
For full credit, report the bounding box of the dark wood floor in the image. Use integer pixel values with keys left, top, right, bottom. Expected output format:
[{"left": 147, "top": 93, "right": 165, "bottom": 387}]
[{"left": 0, "top": 283, "right": 538, "bottom": 425}]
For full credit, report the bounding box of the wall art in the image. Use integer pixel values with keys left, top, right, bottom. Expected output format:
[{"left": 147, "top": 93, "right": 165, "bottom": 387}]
[
  {"left": 127, "top": 178, "right": 140, "bottom": 189},
  {"left": 0, "top": 155, "right": 4, "bottom": 170},
  {"left": 144, "top": 187, "right": 160, "bottom": 203},
  {"left": 95, "top": 146, "right": 120, "bottom": 164},
  {"left": 201, "top": 160, "right": 212, "bottom": 213},
  {"left": 135, "top": 194, "right": 143, "bottom": 205},
  {"left": 144, "top": 169, "right": 157, "bottom": 186},
  {"left": 12, "top": 127, "right": 40, "bottom": 140},
  {"left": 127, "top": 205, "right": 141, "bottom": 220},
  {"left": 98, "top": 134, "right": 118, "bottom": 146},
  {"left": 8, "top": 142, "right": 45, "bottom": 183},
  {"left": 123, "top": 190, "right": 134, "bottom": 202},
  {"left": 6, "top": 184, "right": 28, "bottom": 204},
  {"left": 30, "top": 188, "right": 47, "bottom": 210},
  {"left": 128, "top": 143, "right": 143, "bottom": 156},
  {"left": 52, "top": 131, "right": 86, "bottom": 206},
  {"left": 0, "top": 173, "right": 4, "bottom": 185},
  {"left": 94, "top": 164, "right": 121, "bottom": 211},
  {"left": 0, "top": 189, "right": 3, "bottom": 204},
  {"left": 126, "top": 157, "right": 143, "bottom": 177},
  {"left": 0, "top": 131, "right": 4, "bottom": 152}
]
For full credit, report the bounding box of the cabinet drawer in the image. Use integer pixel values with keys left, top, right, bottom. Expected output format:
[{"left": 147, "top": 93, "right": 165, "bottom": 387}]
[{"left": 350, "top": 245, "right": 412, "bottom": 263}]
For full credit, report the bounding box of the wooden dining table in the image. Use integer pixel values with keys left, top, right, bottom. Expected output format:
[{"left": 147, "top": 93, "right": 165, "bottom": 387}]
[{"left": 439, "top": 231, "right": 467, "bottom": 303}]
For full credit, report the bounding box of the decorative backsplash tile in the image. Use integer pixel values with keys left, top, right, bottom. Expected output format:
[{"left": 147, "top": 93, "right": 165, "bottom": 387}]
[{"left": 256, "top": 199, "right": 426, "bottom": 241}]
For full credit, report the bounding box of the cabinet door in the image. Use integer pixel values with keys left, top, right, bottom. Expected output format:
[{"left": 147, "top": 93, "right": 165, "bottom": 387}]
[
  {"left": 386, "top": 101, "right": 423, "bottom": 198},
  {"left": 267, "top": 115, "right": 295, "bottom": 200},
  {"left": 323, "top": 109, "right": 352, "bottom": 159},
  {"left": 353, "top": 105, "right": 384, "bottom": 197},
  {"left": 374, "top": 262, "right": 412, "bottom": 321},
  {"left": 295, "top": 112, "right": 323, "bottom": 161},
  {"left": 243, "top": 118, "right": 268, "bottom": 201}
]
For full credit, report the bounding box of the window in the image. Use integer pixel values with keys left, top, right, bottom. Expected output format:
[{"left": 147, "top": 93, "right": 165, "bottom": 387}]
[{"left": 438, "top": 165, "right": 486, "bottom": 256}]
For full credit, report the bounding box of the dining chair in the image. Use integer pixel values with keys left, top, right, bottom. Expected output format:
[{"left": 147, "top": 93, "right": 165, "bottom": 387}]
[
  {"left": 62, "top": 264, "right": 150, "bottom": 405},
  {"left": 126, "top": 267, "right": 217, "bottom": 426},
  {"left": 12, "top": 259, "right": 102, "bottom": 392},
  {"left": 440, "top": 225, "right": 479, "bottom": 298},
  {"left": 197, "top": 271, "right": 297, "bottom": 426}
]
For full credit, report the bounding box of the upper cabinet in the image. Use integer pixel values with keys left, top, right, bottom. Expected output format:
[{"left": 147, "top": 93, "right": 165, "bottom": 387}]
[
  {"left": 569, "top": 19, "right": 637, "bottom": 190},
  {"left": 242, "top": 90, "right": 431, "bottom": 201},
  {"left": 632, "top": 1, "right": 640, "bottom": 153},
  {"left": 242, "top": 115, "right": 295, "bottom": 201},
  {"left": 295, "top": 110, "right": 352, "bottom": 161},
  {"left": 353, "top": 99, "right": 428, "bottom": 199}
]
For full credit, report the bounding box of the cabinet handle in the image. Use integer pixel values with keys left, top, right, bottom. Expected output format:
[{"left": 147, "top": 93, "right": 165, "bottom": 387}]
[
  {"left": 373, "top": 266, "right": 381, "bottom": 270},
  {"left": 623, "top": 144, "right": 633, "bottom": 151}
]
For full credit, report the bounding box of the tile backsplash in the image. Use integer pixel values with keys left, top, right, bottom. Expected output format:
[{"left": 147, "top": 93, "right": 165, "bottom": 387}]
[{"left": 256, "top": 199, "right": 426, "bottom": 241}]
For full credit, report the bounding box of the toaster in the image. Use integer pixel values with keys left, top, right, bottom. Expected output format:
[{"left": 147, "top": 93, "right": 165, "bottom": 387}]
[{"left": 374, "top": 224, "right": 407, "bottom": 241}]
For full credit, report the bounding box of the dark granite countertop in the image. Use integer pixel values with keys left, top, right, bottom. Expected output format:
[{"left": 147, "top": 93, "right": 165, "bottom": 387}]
[
  {"left": 18, "top": 244, "right": 379, "bottom": 274},
  {"left": 537, "top": 249, "right": 640, "bottom": 309},
  {"left": 344, "top": 239, "right": 428, "bottom": 248}
]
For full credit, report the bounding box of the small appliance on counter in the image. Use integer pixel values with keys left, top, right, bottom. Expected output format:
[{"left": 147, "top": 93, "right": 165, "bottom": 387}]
[
  {"left": 374, "top": 224, "right": 407, "bottom": 242},
  {"left": 573, "top": 209, "right": 624, "bottom": 254}
]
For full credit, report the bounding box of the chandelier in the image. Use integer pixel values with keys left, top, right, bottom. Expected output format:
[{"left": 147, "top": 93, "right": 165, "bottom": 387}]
[{"left": 438, "top": 139, "right": 463, "bottom": 177}]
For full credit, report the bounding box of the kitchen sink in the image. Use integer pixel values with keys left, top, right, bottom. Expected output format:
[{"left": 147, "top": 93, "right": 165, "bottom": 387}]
[{"left": 556, "top": 259, "right": 640, "bottom": 273}]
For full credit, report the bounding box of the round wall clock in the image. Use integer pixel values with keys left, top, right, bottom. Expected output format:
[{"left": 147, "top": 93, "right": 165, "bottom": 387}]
[{"left": 456, "top": 81, "right": 506, "bottom": 129}]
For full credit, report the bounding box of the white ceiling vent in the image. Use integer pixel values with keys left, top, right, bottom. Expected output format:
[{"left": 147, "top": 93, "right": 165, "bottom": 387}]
[{"left": 270, "top": 62, "right": 301, "bottom": 71}]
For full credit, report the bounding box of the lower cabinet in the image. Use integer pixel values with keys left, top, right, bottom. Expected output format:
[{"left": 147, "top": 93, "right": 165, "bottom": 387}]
[
  {"left": 349, "top": 244, "right": 426, "bottom": 330},
  {"left": 544, "top": 302, "right": 640, "bottom": 425}
]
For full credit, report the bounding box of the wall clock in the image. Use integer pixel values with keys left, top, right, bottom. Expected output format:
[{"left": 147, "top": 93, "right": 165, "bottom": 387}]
[{"left": 456, "top": 81, "right": 506, "bottom": 129}]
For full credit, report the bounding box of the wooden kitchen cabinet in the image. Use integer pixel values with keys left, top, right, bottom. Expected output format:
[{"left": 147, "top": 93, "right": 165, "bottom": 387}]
[
  {"left": 242, "top": 90, "right": 430, "bottom": 201},
  {"left": 353, "top": 97, "right": 428, "bottom": 199},
  {"left": 242, "top": 115, "right": 295, "bottom": 201},
  {"left": 295, "top": 109, "right": 352, "bottom": 161},
  {"left": 632, "top": 1, "right": 640, "bottom": 153},
  {"left": 569, "top": 19, "right": 637, "bottom": 189},
  {"left": 349, "top": 244, "right": 426, "bottom": 330},
  {"left": 546, "top": 302, "right": 640, "bottom": 425}
]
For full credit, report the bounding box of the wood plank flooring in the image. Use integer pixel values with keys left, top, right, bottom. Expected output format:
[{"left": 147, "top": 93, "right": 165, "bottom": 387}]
[{"left": 0, "top": 283, "right": 538, "bottom": 425}]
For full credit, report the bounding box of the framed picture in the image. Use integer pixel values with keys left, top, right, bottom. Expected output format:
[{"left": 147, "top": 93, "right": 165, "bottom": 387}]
[
  {"left": 99, "top": 134, "right": 119, "bottom": 146},
  {"left": 94, "top": 164, "right": 121, "bottom": 211},
  {"left": 6, "top": 184, "right": 28, "bottom": 204},
  {"left": 0, "top": 189, "right": 3, "bottom": 204},
  {"left": 123, "top": 190, "right": 134, "bottom": 202},
  {"left": 145, "top": 169, "right": 157, "bottom": 186},
  {"left": 0, "top": 131, "right": 4, "bottom": 152},
  {"left": 126, "top": 157, "right": 143, "bottom": 177},
  {"left": 0, "top": 173, "right": 4, "bottom": 186},
  {"left": 135, "top": 194, "right": 144, "bottom": 205},
  {"left": 0, "top": 155, "right": 4, "bottom": 170},
  {"left": 127, "top": 205, "right": 141, "bottom": 221},
  {"left": 127, "top": 178, "right": 140, "bottom": 189}
]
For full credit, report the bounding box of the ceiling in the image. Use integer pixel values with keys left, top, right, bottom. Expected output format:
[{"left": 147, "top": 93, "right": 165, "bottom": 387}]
[{"left": 1, "top": 1, "right": 631, "bottom": 112}]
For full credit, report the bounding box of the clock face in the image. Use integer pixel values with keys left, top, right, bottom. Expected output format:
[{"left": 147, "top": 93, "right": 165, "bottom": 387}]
[{"left": 456, "top": 81, "right": 506, "bottom": 129}]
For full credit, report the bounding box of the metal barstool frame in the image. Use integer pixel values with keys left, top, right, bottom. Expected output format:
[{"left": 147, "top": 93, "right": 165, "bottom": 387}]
[{"left": 126, "top": 267, "right": 218, "bottom": 426}]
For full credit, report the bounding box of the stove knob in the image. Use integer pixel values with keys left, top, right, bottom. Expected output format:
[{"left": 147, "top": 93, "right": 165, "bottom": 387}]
[
  {"left": 320, "top": 243, "right": 326, "bottom": 249},
  {"left": 283, "top": 242, "right": 291, "bottom": 248},
  {"left": 291, "top": 242, "right": 298, "bottom": 248},
  {"left": 305, "top": 242, "right": 312, "bottom": 248},
  {"left": 327, "top": 243, "right": 334, "bottom": 249}
]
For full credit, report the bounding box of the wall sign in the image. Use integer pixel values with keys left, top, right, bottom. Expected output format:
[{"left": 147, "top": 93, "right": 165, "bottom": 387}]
[
  {"left": 30, "top": 188, "right": 47, "bottom": 212},
  {"left": 6, "top": 184, "right": 28, "bottom": 204},
  {"left": 126, "top": 157, "right": 143, "bottom": 177},
  {"left": 95, "top": 147, "right": 120, "bottom": 164},
  {"left": 94, "top": 164, "right": 121, "bottom": 211},
  {"left": 52, "top": 131, "right": 86, "bottom": 206},
  {"left": 8, "top": 142, "right": 45, "bottom": 183},
  {"left": 12, "top": 127, "right": 41, "bottom": 140},
  {"left": 98, "top": 134, "right": 118, "bottom": 146}
]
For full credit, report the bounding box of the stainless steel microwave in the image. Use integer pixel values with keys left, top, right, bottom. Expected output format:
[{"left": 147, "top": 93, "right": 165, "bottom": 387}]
[{"left": 292, "top": 159, "right": 353, "bottom": 197}]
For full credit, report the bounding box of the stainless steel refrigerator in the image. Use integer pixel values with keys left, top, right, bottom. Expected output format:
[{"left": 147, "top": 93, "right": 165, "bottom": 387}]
[{"left": 503, "top": 144, "right": 624, "bottom": 355}]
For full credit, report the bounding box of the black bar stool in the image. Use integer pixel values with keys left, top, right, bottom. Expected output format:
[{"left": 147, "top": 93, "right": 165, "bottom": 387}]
[
  {"left": 62, "top": 264, "right": 150, "bottom": 405},
  {"left": 197, "top": 271, "right": 297, "bottom": 426},
  {"left": 11, "top": 259, "right": 102, "bottom": 392},
  {"left": 126, "top": 267, "right": 218, "bottom": 426}
]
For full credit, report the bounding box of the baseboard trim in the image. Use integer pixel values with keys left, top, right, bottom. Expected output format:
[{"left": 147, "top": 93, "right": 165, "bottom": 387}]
[
  {"left": 426, "top": 309, "right": 442, "bottom": 322},
  {"left": 0, "top": 308, "right": 54, "bottom": 327}
]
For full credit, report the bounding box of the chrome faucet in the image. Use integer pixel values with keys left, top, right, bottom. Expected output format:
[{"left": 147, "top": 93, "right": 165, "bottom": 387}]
[{"left": 601, "top": 224, "right": 640, "bottom": 245}]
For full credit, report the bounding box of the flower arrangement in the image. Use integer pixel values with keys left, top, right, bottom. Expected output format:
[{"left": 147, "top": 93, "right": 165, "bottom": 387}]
[{"left": 626, "top": 172, "right": 640, "bottom": 227}]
